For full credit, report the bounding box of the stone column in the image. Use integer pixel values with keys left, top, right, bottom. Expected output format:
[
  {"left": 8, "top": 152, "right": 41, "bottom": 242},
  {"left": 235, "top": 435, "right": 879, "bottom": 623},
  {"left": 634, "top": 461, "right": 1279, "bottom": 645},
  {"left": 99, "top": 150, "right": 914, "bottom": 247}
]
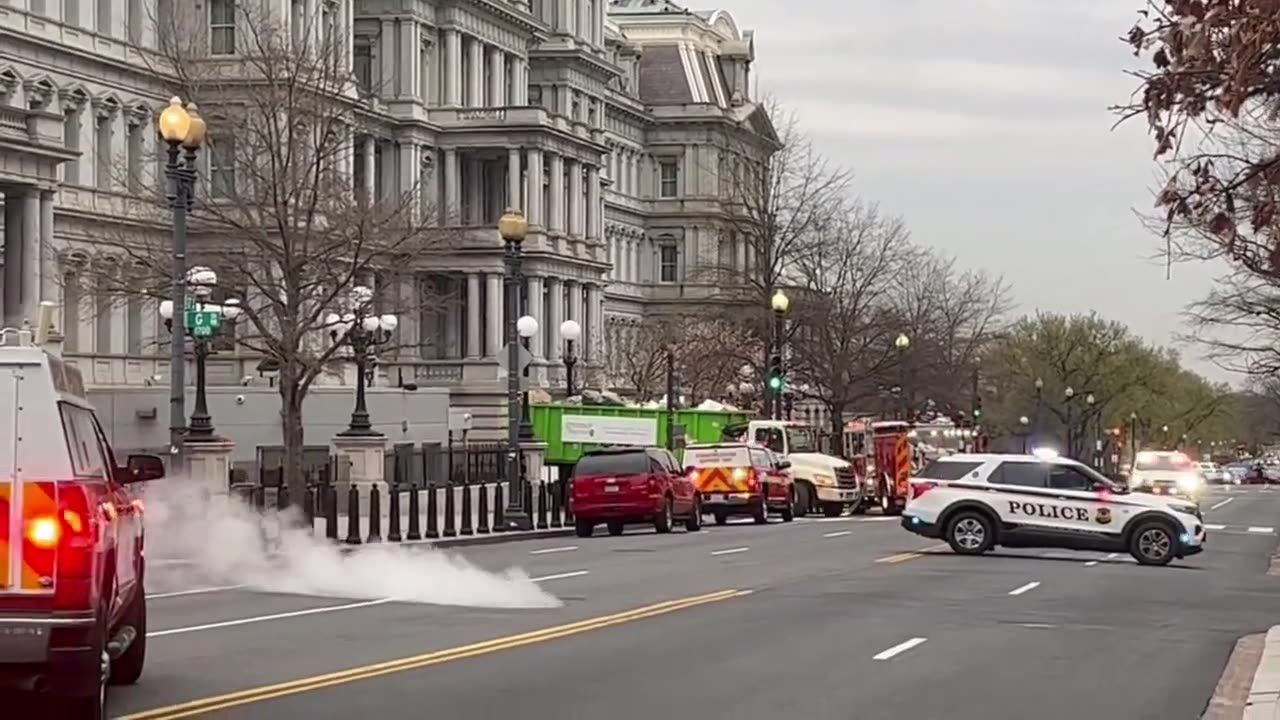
[
  {"left": 444, "top": 29, "right": 461, "bottom": 106},
  {"left": 548, "top": 153, "right": 564, "bottom": 233},
  {"left": 20, "top": 191, "right": 39, "bottom": 323},
  {"left": 568, "top": 280, "right": 582, "bottom": 324},
  {"left": 593, "top": 0, "right": 604, "bottom": 45},
  {"left": 568, "top": 160, "right": 583, "bottom": 238},
  {"left": 485, "top": 273, "right": 502, "bottom": 356},
  {"left": 380, "top": 19, "right": 396, "bottom": 99},
  {"left": 467, "top": 38, "right": 483, "bottom": 107},
  {"left": 443, "top": 149, "right": 459, "bottom": 224},
  {"left": 466, "top": 157, "right": 483, "bottom": 224},
  {"left": 399, "top": 19, "right": 418, "bottom": 99},
  {"left": 3, "top": 192, "right": 23, "bottom": 328},
  {"left": 511, "top": 57, "right": 528, "bottom": 105},
  {"left": 527, "top": 275, "right": 545, "bottom": 359},
  {"left": 586, "top": 165, "right": 600, "bottom": 241},
  {"left": 556, "top": 0, "right": 572, "bottom": 33},
  {"left": 397, "top": 272, "right": 420, "bottom": 355},
  {"left": 466, "top": 272, "right": 481, "bottom": 358},
  {"left": 362, "top": 135, "right": 376, "bottom": 202},
  {"left": 487, "top": 46, "right": 505, "bottom": 106},
  {"left": 526, "top": 148, "right": 544, "bottom": 228},
  {"left": 39, "top": 191, "right": 55, "bottom": 306},
  {"left": 399, "top": 142, "right": 420, "bottom": 221},
  {"left": 332, "top": 433, "right": 389, "bottom": 516},
  {"left": 421, "top": 146, "right": 438, "bottom": 224},
  {"left": 587, "top": 283, "right": 603, "bottom": 361},
  {"left": 507, "top": 148, "right": 522, "bottom": 211},
  {"left": 546, "top": 277, "right": 563, "bottom": 362}
]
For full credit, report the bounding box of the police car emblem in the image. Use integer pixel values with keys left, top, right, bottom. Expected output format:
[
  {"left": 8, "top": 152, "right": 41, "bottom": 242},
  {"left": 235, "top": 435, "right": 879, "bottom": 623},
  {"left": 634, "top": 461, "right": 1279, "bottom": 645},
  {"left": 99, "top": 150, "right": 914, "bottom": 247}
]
[{"left": 1095, "top": 507, "right": 1112, "bottom": 525}]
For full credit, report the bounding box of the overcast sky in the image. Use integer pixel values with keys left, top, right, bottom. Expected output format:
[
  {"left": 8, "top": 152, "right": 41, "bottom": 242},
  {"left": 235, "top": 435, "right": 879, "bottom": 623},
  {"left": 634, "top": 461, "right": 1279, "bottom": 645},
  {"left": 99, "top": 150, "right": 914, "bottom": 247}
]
[{"left": 718, "top": 0, "right": 1233, "bottom": 382}]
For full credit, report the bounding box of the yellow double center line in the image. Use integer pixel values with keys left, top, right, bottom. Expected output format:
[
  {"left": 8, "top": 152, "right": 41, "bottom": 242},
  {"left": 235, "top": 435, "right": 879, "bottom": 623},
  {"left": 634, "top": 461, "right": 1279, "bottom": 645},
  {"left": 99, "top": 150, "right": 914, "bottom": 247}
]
[
  {"left": 123, "top": 589, "right": 750, "bottom": 719},
  {"left": 876, "top": 543, "right": 950, "bottom": 564}
]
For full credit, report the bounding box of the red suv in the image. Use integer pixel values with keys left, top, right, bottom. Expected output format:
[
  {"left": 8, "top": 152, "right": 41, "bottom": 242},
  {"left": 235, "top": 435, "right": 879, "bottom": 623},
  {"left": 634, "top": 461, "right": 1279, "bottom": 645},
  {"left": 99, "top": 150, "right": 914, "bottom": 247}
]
[
  {"left": 0, "top": 341, "right": 166, "bottom": 719},
  {"left": 571, "top": 447, "right": 702, "bottom": 537}
]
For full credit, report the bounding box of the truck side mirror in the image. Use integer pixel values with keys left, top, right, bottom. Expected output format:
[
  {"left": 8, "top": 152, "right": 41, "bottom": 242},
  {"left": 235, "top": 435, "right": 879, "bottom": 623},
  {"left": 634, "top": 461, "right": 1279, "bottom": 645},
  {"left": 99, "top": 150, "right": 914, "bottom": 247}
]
[
  {"left": 124, "top": 454, "right": 166, "bottom": 483},
  {"left": 777, "top": 459, "right": 792, "bottom": 470}
]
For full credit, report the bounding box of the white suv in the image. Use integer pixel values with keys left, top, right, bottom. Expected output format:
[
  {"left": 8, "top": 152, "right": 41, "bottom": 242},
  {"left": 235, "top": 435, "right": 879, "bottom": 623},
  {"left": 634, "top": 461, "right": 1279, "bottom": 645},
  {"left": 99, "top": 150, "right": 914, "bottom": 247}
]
[{"left": 901, "top": 452, "right": 1205, "bottom": 566}]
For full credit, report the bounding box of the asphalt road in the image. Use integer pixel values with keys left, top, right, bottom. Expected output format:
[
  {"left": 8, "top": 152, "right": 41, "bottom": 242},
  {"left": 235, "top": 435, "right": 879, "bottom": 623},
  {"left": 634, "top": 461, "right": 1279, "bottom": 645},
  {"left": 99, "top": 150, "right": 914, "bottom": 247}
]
[{"left": 37, "top": 484, "right": 1279, "bottom": 719}]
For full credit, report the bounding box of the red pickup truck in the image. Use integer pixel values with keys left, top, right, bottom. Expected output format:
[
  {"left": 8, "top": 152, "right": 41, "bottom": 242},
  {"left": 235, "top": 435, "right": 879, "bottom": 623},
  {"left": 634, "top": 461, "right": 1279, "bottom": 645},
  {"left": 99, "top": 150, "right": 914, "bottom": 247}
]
[{"left": 0, "top": 332, "right": 166, "bottom": 719}]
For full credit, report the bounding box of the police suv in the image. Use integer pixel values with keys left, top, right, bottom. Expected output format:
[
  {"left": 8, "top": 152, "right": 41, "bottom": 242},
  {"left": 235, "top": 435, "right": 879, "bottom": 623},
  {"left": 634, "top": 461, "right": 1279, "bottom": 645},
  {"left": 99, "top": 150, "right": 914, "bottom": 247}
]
[{"left": 901, "top": 451, "right": 1205, "bottom": 566}]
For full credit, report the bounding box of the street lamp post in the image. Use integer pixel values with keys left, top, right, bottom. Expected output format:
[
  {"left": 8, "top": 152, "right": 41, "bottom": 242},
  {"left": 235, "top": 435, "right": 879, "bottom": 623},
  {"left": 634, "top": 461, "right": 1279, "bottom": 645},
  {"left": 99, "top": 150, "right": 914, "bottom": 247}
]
[
  {"left": 499, "top": 209, "right": 532, "bottom": 531},
  {"left": 1019, "top": 415, "right": 1030, "bottom": 453},
  {"left": 1063, "top": 386, "right": 1076, "bottom": 457},
  {"left": 1129, "top": 411, "right": 1139, "bottom": 468},
  {"left": 770, "top": 290, "right": 790, "bottom": 421},
  {"left": 517, "top": 315, "right": 538, "bottom": 441},
  {"left": 158, "top": 267, "right": 240, "bottom": 442},
  {"left": 156, "top": 96, "right": 207, "bottom": 461},
  {"left": 325, "top": 286, "right": 398, "bottom": 436},
  {"left": 559, "top": 319, "right": 581, "bottom": 397},
  {"left": 1032, "top": 377, "right": 1044, "bottom": 446},
  {"left": 1085, "top": 392, "right": 1096, "bottom": 464},
  {"left": 894, "top": 333, "right": 910, "bottom": 421}
]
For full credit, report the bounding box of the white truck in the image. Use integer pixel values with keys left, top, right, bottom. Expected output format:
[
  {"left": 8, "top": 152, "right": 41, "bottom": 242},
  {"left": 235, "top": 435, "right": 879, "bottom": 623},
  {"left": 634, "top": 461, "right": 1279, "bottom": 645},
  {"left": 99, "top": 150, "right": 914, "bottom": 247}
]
[{"left": 724, "top": 420, "right": 861, "bottom": 517}]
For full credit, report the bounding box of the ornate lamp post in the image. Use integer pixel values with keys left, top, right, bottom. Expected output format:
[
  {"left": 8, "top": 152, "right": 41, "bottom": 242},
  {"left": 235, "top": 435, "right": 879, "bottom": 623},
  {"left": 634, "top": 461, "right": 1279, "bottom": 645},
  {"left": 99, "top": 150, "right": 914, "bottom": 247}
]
[
  {"left": 770, "top": 290, "right": 790, "bottom": 420},
  {"left": 499, "top": 209, "right": 532, "bottom": 531},
  {"left": 156, "top": 96, "right": 207, "bottom": 459},
  {"left": 894, "top": 333, "right": 910, "bottom": 421},
  {"left": 1019, "top": 415, "right": 1030, "bottom": 453},
  {"left": 559, "top": 318, "right": 581, "bottom": 397},
  {"left": 1085, "top": 392, "right": 1097, "bottom": 464},
  {"left": 158, "top": 267, "right": 240, "bottom": 442},
  {"left": 325, "top": 286, "right": 398, "bottom": 436},
  {"left": 517, "top": 314, "right": 538, "bottom": 441}
]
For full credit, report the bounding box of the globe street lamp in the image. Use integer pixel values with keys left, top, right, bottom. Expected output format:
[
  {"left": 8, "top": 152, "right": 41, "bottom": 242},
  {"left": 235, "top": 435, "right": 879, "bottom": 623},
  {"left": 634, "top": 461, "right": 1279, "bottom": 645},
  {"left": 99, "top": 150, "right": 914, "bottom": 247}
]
[
  {"left": 326, "top": 286, "right": 397, "bottom": 436},
  {"left": 894, "top": 333, "right": 910, "bottom": 420},
  {"left": 158, "top": 266, "right": 240, "bottom": 442},
  {"left": 156, "top": 96, "right": 207, "bottom": 459},
  {"left": 1085, "top": 393, "right": 1097, "bottom": 464},
  {"left": 498, "top": 209, "right": 532, "bottom": 530},
  {"left": 1019, "top": 415, "right": 1030, "bottom": 453},
  {"left": 517, "top": 314, "right": 538, "bottom": 441},
  {"left": 769, "top": 290, "right": 790, "bottom": 420},
  {"left": 1032, "top": 377, "right": 1044, "bottom": 445},
  {"left": 559, "top": 319, "right": 581, "bottom": 397}
]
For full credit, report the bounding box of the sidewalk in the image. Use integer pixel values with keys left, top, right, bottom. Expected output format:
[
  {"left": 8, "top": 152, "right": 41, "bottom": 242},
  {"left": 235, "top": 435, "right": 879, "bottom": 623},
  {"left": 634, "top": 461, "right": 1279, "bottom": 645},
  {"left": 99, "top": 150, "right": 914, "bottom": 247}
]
[{"left": 1247, "top": 626, "right": 1280, "bottom": 719}]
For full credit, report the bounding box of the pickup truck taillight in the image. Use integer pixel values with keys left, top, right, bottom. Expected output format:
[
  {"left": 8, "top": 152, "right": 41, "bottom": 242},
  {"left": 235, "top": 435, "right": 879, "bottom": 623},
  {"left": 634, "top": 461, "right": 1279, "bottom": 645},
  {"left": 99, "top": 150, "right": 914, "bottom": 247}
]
[
  {"left": 747, "top": 470, "right": 760, "bottom": 493},
  {"left": 909, "top": 481, "right": 937, "bottom": 500},
  {"left": 47, "top": 484, "right": 95, "bottom": 611}
]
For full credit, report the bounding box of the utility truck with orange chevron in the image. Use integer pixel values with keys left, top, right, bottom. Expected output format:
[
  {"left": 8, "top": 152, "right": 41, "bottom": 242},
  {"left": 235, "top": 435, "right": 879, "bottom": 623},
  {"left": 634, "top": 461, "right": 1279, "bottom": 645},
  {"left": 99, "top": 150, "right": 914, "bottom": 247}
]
[
  {"left": 685, "top": 443, "right": 796, "bottom": 524},
  {"left": 0, "top": 308, "right": 167, "bottom": 719}
]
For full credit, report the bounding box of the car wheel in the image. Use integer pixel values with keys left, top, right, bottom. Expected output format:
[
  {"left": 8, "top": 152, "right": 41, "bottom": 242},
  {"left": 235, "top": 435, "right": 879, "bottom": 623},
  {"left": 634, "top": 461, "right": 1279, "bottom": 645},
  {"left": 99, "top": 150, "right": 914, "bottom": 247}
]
[
  {"left": 945, "top": 511, "right": 994, "bottom": 555},
  {"left": 655, "top": 497, "right": 674, "bottom": 534},
  {"left": 780, "top": 489, "right": 795, "bottom": 522},
  {"left": 1129, "top": 521, "right": 1176, "bottom": 566},
  {"left": 109, "top": 583, "right": 146, "bottom": 685},
  {"left": 752, "top": 491, "right": 769, "bottom": 524},
  {"left": 607, "top": 520, "right": 625, "bottom": 536},
  {"left": 65, "top": 600, "right": 109, "bottom": 719},
  {"left": 685, "top": 498, "right": 702, "bottom": 532},
  {"left": 714, "top": 510, "right": 728, "bottom": 526},
  {"left": 574, "top": 519, "right": 594, "bottom": 538}
]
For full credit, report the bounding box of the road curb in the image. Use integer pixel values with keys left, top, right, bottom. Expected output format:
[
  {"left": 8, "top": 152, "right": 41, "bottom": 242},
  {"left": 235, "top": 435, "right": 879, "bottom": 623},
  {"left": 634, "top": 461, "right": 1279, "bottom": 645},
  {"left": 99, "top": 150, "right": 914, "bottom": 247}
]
[
  {"left": 332, "top": 528, "right": 579, "bottom": 554},
  {"left": 1245, "top": 626, "right": 1280, "bottom": 719}
]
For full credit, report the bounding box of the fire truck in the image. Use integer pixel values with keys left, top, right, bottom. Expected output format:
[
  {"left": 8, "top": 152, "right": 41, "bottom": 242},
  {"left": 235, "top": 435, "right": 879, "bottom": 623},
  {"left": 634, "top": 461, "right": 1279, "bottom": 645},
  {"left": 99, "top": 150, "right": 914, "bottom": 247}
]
[{"left": 841, "top": 419, "right": 981, "bottom": 515}]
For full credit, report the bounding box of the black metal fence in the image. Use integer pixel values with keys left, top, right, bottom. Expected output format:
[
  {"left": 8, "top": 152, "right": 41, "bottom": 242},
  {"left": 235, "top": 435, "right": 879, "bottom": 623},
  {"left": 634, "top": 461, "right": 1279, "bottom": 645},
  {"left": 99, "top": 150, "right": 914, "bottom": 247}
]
[{"left": 230, "top": 443, "right": 572, "bottom": 545}]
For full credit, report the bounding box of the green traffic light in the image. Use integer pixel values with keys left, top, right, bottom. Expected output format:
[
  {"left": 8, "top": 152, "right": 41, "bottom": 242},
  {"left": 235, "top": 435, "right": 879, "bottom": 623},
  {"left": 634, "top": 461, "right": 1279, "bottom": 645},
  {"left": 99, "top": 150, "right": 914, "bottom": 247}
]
[
  {"left": 768, "top": 376, "right": 783, "bottom": 391},
  {"left": 973, "top": 409, "right": 982, "bottom": 418}
]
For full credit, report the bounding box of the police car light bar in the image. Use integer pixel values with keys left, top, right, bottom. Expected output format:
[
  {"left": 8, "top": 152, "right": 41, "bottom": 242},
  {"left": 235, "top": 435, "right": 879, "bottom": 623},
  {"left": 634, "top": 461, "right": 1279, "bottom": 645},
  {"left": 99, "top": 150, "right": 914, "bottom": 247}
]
[{"left": 1031, "top": 447, "right": 1060, "bottom": 461}]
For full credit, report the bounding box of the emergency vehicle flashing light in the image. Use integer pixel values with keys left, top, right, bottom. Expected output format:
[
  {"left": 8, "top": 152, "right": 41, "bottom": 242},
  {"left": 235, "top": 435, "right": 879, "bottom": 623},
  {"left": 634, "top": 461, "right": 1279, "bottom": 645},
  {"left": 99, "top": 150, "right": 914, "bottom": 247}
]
[{"left": 1031, "top": 447, "right": 1060, "bottom": 461}]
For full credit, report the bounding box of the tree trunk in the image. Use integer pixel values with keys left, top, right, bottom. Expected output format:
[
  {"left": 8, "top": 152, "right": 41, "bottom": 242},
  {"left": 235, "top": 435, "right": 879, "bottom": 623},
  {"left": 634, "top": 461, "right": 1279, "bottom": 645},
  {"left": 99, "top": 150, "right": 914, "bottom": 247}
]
[{"left": 278, "top": 362, "right": 307, "bottom": 507}]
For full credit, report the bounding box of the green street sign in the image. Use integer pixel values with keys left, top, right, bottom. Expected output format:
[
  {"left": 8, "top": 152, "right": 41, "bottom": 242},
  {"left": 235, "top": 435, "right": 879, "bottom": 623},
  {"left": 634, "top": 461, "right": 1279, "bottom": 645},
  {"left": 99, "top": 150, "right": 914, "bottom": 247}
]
[{"left": 185, "top": 310, "right": 221, "bottom": 338}]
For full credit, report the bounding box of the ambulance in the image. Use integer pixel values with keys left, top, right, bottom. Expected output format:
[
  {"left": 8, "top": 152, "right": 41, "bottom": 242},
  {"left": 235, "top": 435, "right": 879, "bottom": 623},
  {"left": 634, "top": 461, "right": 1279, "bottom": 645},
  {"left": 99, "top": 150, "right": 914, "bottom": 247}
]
[
  {"left": 0, "top": 307, "right": 166, "bottom": 719},
  {"left": 684, "top": 442, "right": 795, "bottom": 525}
]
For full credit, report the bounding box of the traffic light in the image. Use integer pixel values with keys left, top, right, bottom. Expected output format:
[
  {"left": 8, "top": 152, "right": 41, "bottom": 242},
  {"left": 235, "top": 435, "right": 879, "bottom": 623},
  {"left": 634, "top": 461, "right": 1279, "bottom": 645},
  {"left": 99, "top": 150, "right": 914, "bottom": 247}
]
[
  {"left": 766, "top": 353, "right": 784, "bottom": 394},
  {"left": 972, "top": 396, "right": 983, "bottom": 421}
]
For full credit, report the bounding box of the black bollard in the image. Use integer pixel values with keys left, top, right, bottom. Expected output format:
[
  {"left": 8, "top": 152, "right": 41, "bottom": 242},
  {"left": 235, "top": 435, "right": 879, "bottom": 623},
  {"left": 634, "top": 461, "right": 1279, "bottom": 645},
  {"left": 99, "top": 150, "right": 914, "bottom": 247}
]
[
  {"left": 345, "top": 485, "right": 362, "bottom": 544},
  {"left": 493, "top": 483, "right": 506, "bottom": 531},
  {"left": 277, "top": 484, "right": 290, "bottom": 512},
  {"left": 324, "top": 486, "right": 338, "bottom": 540},
  {"left": 367, "top": 485, "right": 382, "bottom": 543},
  {"left": 476, "top": 483, "right": 490, "bottom": 534},
  {"left": 254, "top": 486, "right": 266, "bottom": 510},
  {"left": 303, "top": 486, "right": 316, "bottom": 527},
  {"left": 426, "top": 484, "right": 440, "bottom": 539},
  {"left": 443, "top": 481, "right": 458, "bottom": 537},
  {"left": 406, "top": 483, "right": 422, "bottom": 541},
  {"left": 387, "top": 484, "right": 402, "bottom": 542},
  {"left": 563, "top": 481, "right": 574, "bottom": 524},
  {"left": 550, "top": 483, "right": 563, "bottom": 528},
  {"left": 460, "top": 481, "right": 474, "bottom": 536},
  {"left": 524, "top": 483, "right": 534, "bottom": 528},
  {"left": 536, "top": 483, "right": 549, "bottom": 529}
]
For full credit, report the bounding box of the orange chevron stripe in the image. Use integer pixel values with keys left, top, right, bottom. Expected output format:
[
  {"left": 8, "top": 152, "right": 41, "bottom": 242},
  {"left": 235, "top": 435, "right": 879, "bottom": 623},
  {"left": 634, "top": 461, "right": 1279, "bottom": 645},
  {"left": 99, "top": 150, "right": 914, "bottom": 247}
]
[
  {"left": 20, "top": 481, "right": 57, "bottom": 591},
  {"left": 695, "top": 467, "right": 749, "bottom": 493},
  {"left": 0, "top": 482, "right": 9, "bottom": 589}
]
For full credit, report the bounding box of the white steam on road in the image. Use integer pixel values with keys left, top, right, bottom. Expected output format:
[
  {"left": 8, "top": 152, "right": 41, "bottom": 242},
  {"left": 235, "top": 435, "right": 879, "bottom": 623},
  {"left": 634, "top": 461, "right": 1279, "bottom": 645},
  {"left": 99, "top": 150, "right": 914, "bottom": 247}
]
[{"left": 141, "top": 480, "right": 561, "bottom": 609}]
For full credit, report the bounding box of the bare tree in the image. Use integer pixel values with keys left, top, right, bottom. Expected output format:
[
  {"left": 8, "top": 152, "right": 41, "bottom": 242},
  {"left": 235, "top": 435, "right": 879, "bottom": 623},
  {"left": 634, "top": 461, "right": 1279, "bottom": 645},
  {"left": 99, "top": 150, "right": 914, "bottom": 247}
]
[
  {"left": 77, "top": 4, "right": 449, "bottom": 499},
  {"left": 609, "top": 316, "right": 754, "bottom": 404},
  {"left": 696, "top": 100, "right": 853, "bottom": 411},
  {"left": 789, "top": 202, "right": 915, "bottom": 435}
]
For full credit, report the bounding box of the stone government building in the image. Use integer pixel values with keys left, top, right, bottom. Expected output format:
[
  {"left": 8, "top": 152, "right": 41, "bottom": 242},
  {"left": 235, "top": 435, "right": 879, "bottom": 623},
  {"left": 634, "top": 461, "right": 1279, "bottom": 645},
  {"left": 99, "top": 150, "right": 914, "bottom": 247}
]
[{"left": 0, "top": 0, "right": 777, "bottom": 448}]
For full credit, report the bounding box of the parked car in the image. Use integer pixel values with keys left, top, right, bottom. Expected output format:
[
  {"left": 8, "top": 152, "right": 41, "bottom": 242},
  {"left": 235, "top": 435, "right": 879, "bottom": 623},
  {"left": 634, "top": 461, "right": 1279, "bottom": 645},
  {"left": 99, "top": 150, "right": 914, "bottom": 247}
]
[
  {"left": 570, "top": 447, "right": 701, "bottom": 537},
  {"left": 1197, "top": 461, "right": 1230, "bottom": 484},
  {"left": 0, "top": 328, "right": 167, "bottom": 719}
]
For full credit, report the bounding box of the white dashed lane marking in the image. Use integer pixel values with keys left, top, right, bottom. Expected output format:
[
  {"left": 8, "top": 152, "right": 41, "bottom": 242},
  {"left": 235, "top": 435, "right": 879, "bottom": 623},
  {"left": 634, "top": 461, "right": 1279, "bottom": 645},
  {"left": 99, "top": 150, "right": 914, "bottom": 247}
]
[
  {"left": 710, "top": 547, "right": 750, "bottom": 556},
  {"left": 873, "top": 637, "right": 928, "bottom": 660},
  {"left": 529, "top": 570, "right": 590, "bottom": 582},
  {"left": 1008, "top": 582, "right": 1041, "bottom": 596},
  {"left": 529, "top": 546, "right": 578, "bottom": 555},
  {"left": 823, "top": 531, "right": 852, "bottom": 538}
]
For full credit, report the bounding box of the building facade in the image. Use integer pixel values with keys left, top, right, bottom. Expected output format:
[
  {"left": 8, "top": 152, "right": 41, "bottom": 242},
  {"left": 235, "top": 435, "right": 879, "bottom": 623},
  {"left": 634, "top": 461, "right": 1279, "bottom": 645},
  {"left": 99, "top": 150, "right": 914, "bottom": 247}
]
[{"left": 0, "top": 0, "right": 775, "bottom": 439}]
